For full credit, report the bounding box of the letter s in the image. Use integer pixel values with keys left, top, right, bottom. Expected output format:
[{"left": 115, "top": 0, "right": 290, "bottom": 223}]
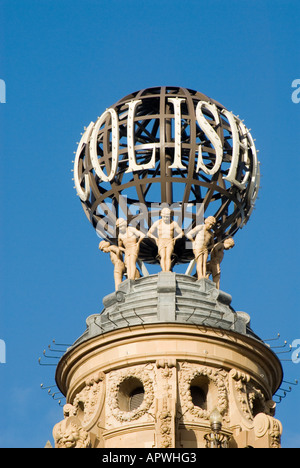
[{"left": 195, "top": 101, "right": 223, "bottom": 175}]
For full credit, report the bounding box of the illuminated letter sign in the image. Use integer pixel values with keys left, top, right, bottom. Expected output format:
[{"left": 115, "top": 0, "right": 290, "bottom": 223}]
[
  {"left": 76, "top": 96, "right": 258, "bottom": 194},
  {"left": 195, "top": 101, "right": 223, "bottom": 175},
  {"left": 168, "top": 97, "right": 185, "bottom": 169},
  {"left": 74, "top": 122, "right": 94, "bottom": 201},
  {"left": 90, "top": 108, "right": 119, "bottom": 182},
  {"left": 126, "top": 99, "right": 158, "bottom": 172}
]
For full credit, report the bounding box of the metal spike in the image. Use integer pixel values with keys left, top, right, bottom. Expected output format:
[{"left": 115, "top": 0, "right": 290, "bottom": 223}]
[
  {"left": 283, "top": 379, "right": 298, "bottom": 386},
  {"left": 38, "top": 357, "right": 56, "bottom": 366},
  {"left": 43, "top": 349, "right": 61, "bottom": 359},
  {"left": 264, "top": 333, "right": 280, "bottom": 342},
  {"left": 279, "top": 386, "right": 292, "bottom": 393},
  {"left": 271, "top": 340, "right": 287, "bottom": 349},
  {"left": 52, "top": 340, "right": 72, "bottom": 347},
  {"left": 276, "top": 345, "right": 292, "bottom": 354},
  {"left": 41, "top": 383, "right": 57, "bottom": 390}
]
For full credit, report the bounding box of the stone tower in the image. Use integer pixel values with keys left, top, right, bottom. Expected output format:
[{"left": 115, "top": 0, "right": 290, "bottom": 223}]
[
  {"left": 53, "top": 274, "right": 283, "bottom": 448},
  {"left": 50, "top": 87, "right": 283, "bottom": 448}
]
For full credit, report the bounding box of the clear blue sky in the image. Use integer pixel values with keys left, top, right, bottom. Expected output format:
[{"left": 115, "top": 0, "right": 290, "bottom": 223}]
[{"left": 0, "top": 0, "right": 299, "bottom": 448}]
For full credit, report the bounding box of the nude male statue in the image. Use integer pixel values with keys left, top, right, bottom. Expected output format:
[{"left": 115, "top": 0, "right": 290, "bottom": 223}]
[
  {"left": 116, "top": 218, "right": 145, "bottom": 280},
  {"left": 208, "top": 237, "right": 235, "bottom": 289},
  {"left": 186, "top": 216, "right": 216, "bottom": 280},
  {"left": 147, "top": 207, "right": 183, "bottom": 272},
  {"left": 99, "top": 240, "right": 125, "bottom": 290}
]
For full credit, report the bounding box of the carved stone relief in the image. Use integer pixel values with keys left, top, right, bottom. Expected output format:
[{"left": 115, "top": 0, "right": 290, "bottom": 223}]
[
  {"left": 72, "top": 371, "right": 106, "bottom": 430},
  {"left": 253, "top": 413, "right": 282, "bottom": 448},
  {"left": 229, "top": 369, "right": 276, "bottom": 428},
  {"left": 52, "top": 371, "right": 106, "bottom": 448},
  {"left": 179, "top": 364, "right": 228, "bottom": 421},
  {"left": 155, "top": 359, "right": 177, "bottom": 448},
  {"left": 52, "top": 404, "right": 92, "bottom": 449},
  {"left": 107, "top": 366, "right": 155, "bottom": 424}
]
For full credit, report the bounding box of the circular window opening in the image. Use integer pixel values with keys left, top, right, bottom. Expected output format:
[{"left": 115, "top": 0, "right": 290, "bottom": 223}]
[
  {"left": 118, "top": 377, "right": 145, "bottom": 412},
  {"left": 190, "top": 385, "right": 207, "bottom": 410},
  {"left": 129, "top": 387, "right": 145, "bottom": 411}
]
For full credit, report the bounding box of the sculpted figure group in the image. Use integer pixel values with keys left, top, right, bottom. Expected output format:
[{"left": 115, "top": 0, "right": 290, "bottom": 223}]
[{"left": 99, "top": 208, "right": 234, "bottom": 290}]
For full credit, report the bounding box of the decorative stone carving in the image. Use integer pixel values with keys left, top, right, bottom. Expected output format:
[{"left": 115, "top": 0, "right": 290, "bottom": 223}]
[
  {"left": 229, "top": 369, "right": 276, "bottom": 425},
  {"left": 52, "top": 404, "right": 91, "bottom": 448},
  {"left": 253, "top": 413, "right": 282, "bottom": 448},
  {"left": 72, "top": 371, "right": 105, "bottom": 429},
  {"left": 156, "top": 358, "right": 177, "bottom": 377},
  {"left": 179, "top": 364, "right": 228, "bottom": 421},
  {"left": 156, "top": 396, "right": 174, "bottom": 448},
  {"left": 107, "top": 367, "right": 154, "bottom": 423},
  {"left": 155, "top": 359, "right": 177, "bottom": 448},
  {"left": 229, "top": 369, "right": 253, "bottom": 422}
]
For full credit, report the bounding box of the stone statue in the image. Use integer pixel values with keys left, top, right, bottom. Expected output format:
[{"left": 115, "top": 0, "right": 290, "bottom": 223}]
[
  {"left": 208, "top": 237, "right": 235, "bottom": 289},
  {"left": 52, "top": 404, "right": 91, "bottom": 448},
  {"left": 99, "top": 240, "right": 125, "bottom": 290},
  {"left": 116, "top": 218, "right": 145, "bottom": 280},
  {"left": 186, "top": 216, "right": 216, "bottom": 280},
  {"left": 147, "top": 207, "right": 183, "bottom": 272}
]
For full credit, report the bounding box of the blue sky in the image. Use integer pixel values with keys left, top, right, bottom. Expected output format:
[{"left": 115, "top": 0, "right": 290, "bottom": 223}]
[{"left": 0, "top": 0, "right": 299, "bottom": 448}]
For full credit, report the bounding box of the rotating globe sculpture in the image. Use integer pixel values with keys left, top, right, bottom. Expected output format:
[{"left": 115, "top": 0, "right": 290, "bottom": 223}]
[{"left": 73, "top": 86, "right": 260, "bottom": 275}]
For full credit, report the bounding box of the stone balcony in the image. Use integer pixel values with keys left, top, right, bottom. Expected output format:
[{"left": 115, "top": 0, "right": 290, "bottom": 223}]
[{"left": 73, "top": 273, "right": 258, "bottom": 348}]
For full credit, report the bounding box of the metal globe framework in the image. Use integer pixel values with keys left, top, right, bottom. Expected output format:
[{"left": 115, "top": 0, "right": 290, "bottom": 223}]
[{"left": 73, "top": 86, "right": 260, "bottom": 265}]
